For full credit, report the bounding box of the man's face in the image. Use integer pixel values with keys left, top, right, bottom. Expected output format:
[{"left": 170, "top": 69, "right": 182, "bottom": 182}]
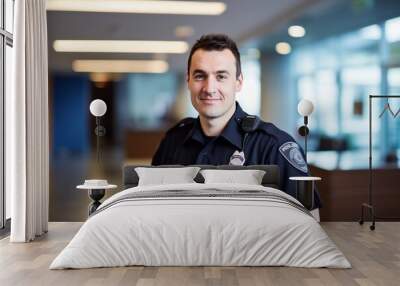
[{"left": 187, "top": 49, "right": 243, "bottom": 119}]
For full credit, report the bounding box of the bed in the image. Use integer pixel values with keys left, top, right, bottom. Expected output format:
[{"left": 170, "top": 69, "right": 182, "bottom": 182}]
[{"left": 50, "top": 165, "right": 350, "bottom": 269}]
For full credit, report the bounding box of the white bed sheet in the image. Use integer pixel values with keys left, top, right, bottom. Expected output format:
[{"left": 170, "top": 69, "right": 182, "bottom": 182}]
[{"left": 50, "top": 183, "right": 350, "bottom": 269}]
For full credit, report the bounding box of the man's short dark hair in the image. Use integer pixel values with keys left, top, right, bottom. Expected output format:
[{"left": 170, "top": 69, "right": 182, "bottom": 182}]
[{"left": 187, "top": 34, "right": 242, "bottom": 79}]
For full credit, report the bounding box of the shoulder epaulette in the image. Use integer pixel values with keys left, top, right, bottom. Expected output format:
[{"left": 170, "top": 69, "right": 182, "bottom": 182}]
[
  {"left": 166, "top": 117, "right": 196, "bottom": 134},
  {"left": 255, "top": 121, "right": 275, "bottom": 133},
  {"left": 255, "top": 120, "right": 294, "bottom": 143}
]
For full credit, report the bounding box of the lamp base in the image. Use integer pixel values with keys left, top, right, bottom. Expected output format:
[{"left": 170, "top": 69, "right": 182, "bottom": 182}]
[
  {"left": 296, "top": 180, "right": 314, "bottom": 210},
  {"left": 88, "top": 189, "right": 105, "bottom": 215}
]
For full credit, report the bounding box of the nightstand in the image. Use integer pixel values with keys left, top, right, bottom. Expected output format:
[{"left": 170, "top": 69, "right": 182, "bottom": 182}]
[
  {"left": 289, "top": 176, "right": 321, "bottom": 210},
  {"left": 77, "top": 180, "right": 117, "bottom": 215}
]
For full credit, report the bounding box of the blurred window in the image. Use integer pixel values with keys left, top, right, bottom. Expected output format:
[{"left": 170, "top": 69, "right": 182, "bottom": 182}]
[
  {"left": 5, "top": 0, "right": 14, "bottom": 33},
  {"left": 237, "top": 55, "right": 261, "bottom": 115},
  {"left": 293, "top": 18, "right": 400, "bottom": 151},
  {"left": 316, "top": 70, "right": 339, "bottom": 136},
  {"left": 1, "top": 0, "right": 14, "bottom": 228},
  {"left": 387, "top": 68, "right": 400, "bottom": 154},
  {"left": 386, "top": 16, "right": 400, "bottom": 64},
  {"left": 118, "top": 73, "right": 179, "bottom": 129},
  {"left": 341, "top": 66, "right": 380, "bottom": 148}
]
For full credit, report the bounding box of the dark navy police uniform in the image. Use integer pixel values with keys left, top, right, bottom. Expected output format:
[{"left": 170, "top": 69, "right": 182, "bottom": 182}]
[{"left": 152, "top": 103, "right": 321, "bottom": 209}]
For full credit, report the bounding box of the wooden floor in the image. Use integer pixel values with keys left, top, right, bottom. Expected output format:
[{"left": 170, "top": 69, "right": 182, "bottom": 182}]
[{"left": 0, "top": 222, "right": 399, "bottom": 286}]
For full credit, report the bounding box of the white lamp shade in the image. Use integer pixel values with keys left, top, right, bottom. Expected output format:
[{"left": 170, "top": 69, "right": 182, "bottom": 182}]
[
  {"left": 297, "top": 99, "right": 314, "bottom": 116},
  {"left": 90, "top": 99, "right": 107, "bottom": 117}
]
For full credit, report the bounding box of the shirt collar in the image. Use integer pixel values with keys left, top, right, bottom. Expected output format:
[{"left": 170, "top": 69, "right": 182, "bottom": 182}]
[
  {"left": 183, "top": 118, "right": 204, "bottom": 145},
  {"left": 184, "top": 102, "right": 248, "bottom": 149}
]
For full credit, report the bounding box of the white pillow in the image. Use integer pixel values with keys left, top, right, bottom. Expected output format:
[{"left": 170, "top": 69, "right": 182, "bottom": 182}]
[
  {"left": 135, "top": 167, "right": 200, "bottom": 186},
  {"left": 200, "top": 169, "right": 266, "bottom": 185}
]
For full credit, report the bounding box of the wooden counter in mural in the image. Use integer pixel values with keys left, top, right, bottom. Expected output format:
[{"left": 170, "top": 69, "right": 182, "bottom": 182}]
[{"left": 309, "top": 151, "right": 400, "bottom": 221}]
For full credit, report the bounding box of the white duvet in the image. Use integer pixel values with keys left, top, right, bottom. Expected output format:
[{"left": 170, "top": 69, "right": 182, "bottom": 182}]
[{"left": 50, "top": 183, "right": 351, "bottom": 269}]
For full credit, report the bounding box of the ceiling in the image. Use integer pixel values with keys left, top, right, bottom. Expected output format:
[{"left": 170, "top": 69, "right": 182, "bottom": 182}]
[{"left": 47, "top": 0, "right": 337, "bottom": 73}]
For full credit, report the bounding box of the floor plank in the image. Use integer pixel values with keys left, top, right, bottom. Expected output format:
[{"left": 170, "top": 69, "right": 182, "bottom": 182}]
[{"left": 0, "top": 222, "right": 399, "bottom": 286}]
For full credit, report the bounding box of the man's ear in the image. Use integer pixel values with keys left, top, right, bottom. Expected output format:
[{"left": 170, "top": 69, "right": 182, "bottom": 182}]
[{"left": 235, "top": 73, "right": 243, "bottom": 92}]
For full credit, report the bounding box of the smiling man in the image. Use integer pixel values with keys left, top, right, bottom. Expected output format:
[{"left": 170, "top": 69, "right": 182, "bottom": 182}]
[
  {"left": 152, "top": 34, "right": 321, "bottom": 210},
  {"left": 188, "top": 47, "right": 241, "bottom": 137}
]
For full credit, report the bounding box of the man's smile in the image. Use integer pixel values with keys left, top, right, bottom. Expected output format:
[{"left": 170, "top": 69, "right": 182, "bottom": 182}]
[{"left": 199, "top": 97, "right": 222, "bottom": 105}]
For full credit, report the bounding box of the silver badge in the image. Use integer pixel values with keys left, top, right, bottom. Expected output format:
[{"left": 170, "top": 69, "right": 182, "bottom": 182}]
[
  {"left": 229, "top": 150, "right": 245, "bottom": 166},
  {"left": 279, "top": 142, "right": 308, "bottom": 173}
]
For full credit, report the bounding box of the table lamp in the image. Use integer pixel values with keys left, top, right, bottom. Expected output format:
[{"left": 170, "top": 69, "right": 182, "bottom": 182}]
[
  {"left": 89, "top": 99, "right": 107, "bottom": 163},
  {"left": 293, "top": 99, "right": 318, "bottom": 211},
  {"left": 297, "top": 99, "right": 314, "bottom": 164}
]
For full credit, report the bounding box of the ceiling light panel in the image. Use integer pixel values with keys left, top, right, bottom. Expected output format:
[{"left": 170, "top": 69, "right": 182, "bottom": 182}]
[
  {"left": 54, "top": 40, "right": 188, "bottom": 54},
  {"left": 47, "top": 0, "right": 226, "bottom": 15},
  {"left": 73, "top": 60, "right": 169, "bottom": 73}
]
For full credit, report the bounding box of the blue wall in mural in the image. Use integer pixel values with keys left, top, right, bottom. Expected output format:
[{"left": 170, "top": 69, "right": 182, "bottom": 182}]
[{"left": 52, "top": 74, "right": 90, "bottom": 156}]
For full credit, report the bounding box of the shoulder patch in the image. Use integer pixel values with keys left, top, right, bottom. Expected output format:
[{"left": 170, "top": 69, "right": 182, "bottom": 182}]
[{"left": 279, "top": 142, "right": 308, "bottom": 173}]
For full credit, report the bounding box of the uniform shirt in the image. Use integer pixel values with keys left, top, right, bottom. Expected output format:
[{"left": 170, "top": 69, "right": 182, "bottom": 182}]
[{"left": 152, "top": 103, "right": 321, "bottom": 208}]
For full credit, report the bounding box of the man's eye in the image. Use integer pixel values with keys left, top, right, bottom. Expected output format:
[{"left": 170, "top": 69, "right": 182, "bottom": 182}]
[
  {"left": 194, "top": 74, "right": 205, "bottom": 80},
  {"left": 217, "top": 75, "right": 227, "bottom": 81}
]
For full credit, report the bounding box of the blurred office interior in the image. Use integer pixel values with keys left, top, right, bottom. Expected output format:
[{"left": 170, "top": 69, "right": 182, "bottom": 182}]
[{"left": 8, "top": 0, "right": 400, "bottom": 221}]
